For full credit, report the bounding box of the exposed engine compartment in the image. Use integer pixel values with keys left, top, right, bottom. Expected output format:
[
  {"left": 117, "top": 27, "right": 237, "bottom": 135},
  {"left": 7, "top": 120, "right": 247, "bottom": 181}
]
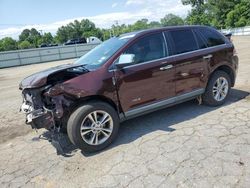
[
  {"left": 21, "top": 87, "right": 72, "bottom": 130},
  {"left": 20, "top": 65, "right": 89, "bottom": 131},
  {"left": 47, "top": 66, "right": 89, "bottom": 86}
]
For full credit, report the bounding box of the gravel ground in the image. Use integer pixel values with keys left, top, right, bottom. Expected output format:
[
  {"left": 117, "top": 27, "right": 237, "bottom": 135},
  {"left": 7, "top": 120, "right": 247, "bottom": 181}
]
[{"left": 0, "top": 36, "right": 250, "bottom": 188}]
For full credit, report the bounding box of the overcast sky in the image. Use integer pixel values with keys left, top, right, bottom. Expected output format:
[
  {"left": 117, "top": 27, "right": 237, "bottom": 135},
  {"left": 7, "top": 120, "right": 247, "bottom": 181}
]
[{"left": 0, "top": 0, "right": 191, "bottom": 39}]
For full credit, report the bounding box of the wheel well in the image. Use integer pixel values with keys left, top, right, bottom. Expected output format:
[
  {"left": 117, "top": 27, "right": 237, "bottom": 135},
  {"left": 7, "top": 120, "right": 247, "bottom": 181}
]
[
  {"left": 212, "top": 65, "right": 235, "bottom": 86},
  {"left": 60, "top": 95, "right": 120, "bottom": 130}
]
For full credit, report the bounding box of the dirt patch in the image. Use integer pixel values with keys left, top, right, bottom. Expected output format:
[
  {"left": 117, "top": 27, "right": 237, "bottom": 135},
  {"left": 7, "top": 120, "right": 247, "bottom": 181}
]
[
  {"left": 0, "top": 126, "right": 31, "bottom": 144},
  {"left": 245, "top": 95, "right": 250, "bottom": 101}
]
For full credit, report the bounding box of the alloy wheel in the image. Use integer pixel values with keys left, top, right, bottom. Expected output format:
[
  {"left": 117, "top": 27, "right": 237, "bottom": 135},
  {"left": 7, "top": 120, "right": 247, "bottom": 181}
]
[
  {"left": 80, "top": 110, "right": 113, "bottom": 145},
  {"left": 212, "top": 77, "right": 229, "bottom": 101}
]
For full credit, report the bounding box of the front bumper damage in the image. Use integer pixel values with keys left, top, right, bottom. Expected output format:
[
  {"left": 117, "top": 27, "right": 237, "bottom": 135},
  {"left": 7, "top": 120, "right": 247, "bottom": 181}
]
[
  {"left": 19, "top": 64, "right": 89, "bottom": 154},
  {"left": 21, "top": 104, "right": 54, "bottom": 130},
  {"left": 20, "top": 88, "right": 73, "bottom": 154},
  {"left": 20, "top": 87, "right": 71, "bottom": 131}
]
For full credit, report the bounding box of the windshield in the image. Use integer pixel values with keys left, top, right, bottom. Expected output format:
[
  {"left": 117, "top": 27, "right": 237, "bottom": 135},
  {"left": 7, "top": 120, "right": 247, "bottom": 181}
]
[{"left": 74, "top": 37, "right": 130, "bottom": 68}]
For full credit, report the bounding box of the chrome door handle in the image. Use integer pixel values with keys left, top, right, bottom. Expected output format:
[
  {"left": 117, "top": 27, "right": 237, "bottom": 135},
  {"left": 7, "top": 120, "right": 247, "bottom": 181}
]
[
  {"left": 160, "top": 64, "right": 173, "bottom": 71},
  {"left": 203, "top": 54, "right": 213, "bottom": 59},
  {"left": 180, "top": 72, "right": 189, "bottom": 77}
]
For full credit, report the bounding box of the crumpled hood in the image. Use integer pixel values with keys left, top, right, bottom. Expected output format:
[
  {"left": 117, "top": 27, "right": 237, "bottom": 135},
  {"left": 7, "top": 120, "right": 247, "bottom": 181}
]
[{"left": 19, "top": 64, "right": 87, "bottom": 89}]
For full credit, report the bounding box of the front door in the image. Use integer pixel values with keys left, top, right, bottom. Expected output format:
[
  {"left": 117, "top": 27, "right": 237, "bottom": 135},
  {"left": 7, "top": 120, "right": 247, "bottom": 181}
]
[{"left": 114, "top": 32, "right": 176, "bottom": 114}]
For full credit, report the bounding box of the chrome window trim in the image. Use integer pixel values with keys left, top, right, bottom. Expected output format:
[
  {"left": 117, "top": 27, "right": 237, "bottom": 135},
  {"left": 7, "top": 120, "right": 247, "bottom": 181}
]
[
  {"left": 122, "top": 88, "right": 205, "bottom": 120},
  {"left": 162, "top": 32, "right": 169, "bottom": 57},
  {"left": 109, "top": 43, "right": 228, "bottom": 71}
]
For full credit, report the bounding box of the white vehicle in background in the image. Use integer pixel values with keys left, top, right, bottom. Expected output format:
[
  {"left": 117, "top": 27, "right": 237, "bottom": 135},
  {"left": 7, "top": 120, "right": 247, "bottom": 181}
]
[
  {"left": 64, "top": 37, "right": 102, "bottom": 46},
  {"left": 87, "top": 36, "right": 102, "bottom": 44}
]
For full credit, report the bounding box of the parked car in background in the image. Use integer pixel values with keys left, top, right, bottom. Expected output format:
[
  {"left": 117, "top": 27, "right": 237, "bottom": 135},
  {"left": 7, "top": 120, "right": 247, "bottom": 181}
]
[
  {"left": 64, "top": 38, "right": 87, "bottom": 45},
  {"left": 50, "top": 44, "right": 59, "bottom": 47},
  {"left": 40, "top": 43, "right": 49, "bottom": 48},
  {"left": 20, "top": 26, "right": 238, "bottom": 152},
  {"left": 87, "top": 36, "right": 102, "bottom": 44}
]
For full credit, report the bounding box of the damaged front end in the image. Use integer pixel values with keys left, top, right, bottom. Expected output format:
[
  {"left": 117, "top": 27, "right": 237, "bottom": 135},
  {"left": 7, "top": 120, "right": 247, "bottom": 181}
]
[
  {"left": 20, "top": 86, "right": 71, "bottom": 131},
  {"left": 19, "top": 64, "right": 89, "bottom": 131}
]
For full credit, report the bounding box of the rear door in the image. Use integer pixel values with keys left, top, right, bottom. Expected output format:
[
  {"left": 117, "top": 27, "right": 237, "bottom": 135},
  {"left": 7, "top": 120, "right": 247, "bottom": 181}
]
[
  {"left": 115, "top": 32, "right": 176, "bottom": 113},
  {"left": 166, "top": 29, "right": 209, "bottom": 95}
]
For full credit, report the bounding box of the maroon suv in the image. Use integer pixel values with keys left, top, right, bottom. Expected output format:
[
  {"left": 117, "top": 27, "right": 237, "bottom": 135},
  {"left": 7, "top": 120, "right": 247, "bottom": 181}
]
[{"left": 20, "top": 26, "right": 238, "bottom": 152}]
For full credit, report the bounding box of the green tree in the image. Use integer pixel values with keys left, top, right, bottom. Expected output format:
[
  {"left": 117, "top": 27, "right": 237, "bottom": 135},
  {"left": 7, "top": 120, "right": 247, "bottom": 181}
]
[
  {"left": 68, "top": 20, "right": 84, "bottom": 39},
  {"left": 100, "top": 29, "right": 111, "bottom": 41},
  {"left": 0, "top": 42, "right": 3, "bottom": 51},
  {"left": 38, "top": 32, "right": 54, "bottom": 45},
  {"left": 148, "top": 21, "right": 162, "bottom": 28},
  {"left": 182, "top": 0, "right": 250, "bottom": 28},
  {"left": 185, "top": 6, "right": 212, "bottom": 25},
  {"left": 43, "top": 32, "right": 54, "bottom": 44},
  {"left": 161, "top": 14, "right": 184, "bottom": 26},
  {"left": 28, "top": 28, "right": 41, "bottom": 47},
  {"left": 225, "top": 0, "right": 250, "bottom": 28},
  {"left": 109, "top": 23, "right": 129, "bottom": 37},
  {"left": 55, "top": 19, "right": 99, "bottom": 43},
  {"left": 18, "top": 28, "right": 41, "bottom": 47},
  {"left": 55, "top": 26, "right": 69, "bottom": 43},
  {"left": 81, "top": 19, "right": 98, "bottom": 37},
  {"left": 18, "top": 41, "right": 32, "bottom": 49},
  {"left": 182, "top": 0, "right": 212, "bottom": 26},
  {"left": 0, "top": 37, "right": 17, "bottom": 51},
  {"left": 131, "top": 19, "right": 149, "bottom": 31},
  {"left": 208, "top": 0, "right": 241, "bottom": 28},
  {"left": 19, "top": 29, "right": 30, "bottom": 42},
  {"left": 182, "top": 0, "right": 205, "bottom": 8}
]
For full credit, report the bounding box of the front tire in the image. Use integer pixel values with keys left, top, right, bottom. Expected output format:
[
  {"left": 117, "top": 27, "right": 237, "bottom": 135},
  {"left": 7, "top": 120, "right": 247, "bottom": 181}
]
[
  {"left": 202, "top": 70, "right": 231, "bottom": 106},
  {"left": 67, "top": 101, "right": 120, "bottom": 152}
]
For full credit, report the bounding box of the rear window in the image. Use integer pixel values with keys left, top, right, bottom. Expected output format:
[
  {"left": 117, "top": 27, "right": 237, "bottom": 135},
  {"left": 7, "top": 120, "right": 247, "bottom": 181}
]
[
  {"left": 198, "top": 28, "right": 225, "bottom": 47},
  {"left": 170, "top": 29, "right": 198, "bottom": 54}
]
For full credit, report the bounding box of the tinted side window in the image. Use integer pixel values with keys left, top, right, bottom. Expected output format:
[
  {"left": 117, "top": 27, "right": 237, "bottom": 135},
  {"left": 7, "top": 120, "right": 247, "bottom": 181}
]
[
  {"left": 199, "top": 28, "right": 225, "bottom": 47},
  {"left": 193, "top": 30, "right": 207, "bottom": 49},
  {"left": 170, "top": 29, "right": 198, "bottom": 54},
  {"left": 124, "top": 33, "right": 166, "bottom": 64}
]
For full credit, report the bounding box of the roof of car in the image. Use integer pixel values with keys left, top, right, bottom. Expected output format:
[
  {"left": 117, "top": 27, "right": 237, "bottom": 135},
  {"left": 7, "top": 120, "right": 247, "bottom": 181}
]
[{"left": 119, "top": 25, "right": 211, "bottom": 38}]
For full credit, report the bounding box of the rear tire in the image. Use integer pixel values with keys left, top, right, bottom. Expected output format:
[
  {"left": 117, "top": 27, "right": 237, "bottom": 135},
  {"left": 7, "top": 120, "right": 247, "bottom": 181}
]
[
  {"left": 202, "top": 70, "right": 231, "bottom": 106},
  {"left": 67, "top": 101, "right": 120, "bottom": 153}
]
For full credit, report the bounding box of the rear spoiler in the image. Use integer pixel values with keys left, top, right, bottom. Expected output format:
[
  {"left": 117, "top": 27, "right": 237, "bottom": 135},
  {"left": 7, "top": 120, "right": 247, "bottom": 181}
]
[{"left": 223, "top": 32, "right": 232, "bottom": 41}]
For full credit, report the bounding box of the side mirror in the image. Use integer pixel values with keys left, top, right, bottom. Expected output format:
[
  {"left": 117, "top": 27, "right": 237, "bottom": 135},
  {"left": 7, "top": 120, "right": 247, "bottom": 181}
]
[{"left": 116, "top": 54, "right": 135, "bottom": 69}]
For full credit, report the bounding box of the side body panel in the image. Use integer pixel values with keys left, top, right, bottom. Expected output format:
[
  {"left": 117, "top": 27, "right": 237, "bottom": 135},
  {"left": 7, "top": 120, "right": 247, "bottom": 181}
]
[
  {"left": 114, "top": 56, "right": 176, "bottom": 112},
  {"left": 57, "top": 67, "right": 120, "bottom": 110},
  {"left": 172, "top": 51, "right": 208, "bottom": 95}
]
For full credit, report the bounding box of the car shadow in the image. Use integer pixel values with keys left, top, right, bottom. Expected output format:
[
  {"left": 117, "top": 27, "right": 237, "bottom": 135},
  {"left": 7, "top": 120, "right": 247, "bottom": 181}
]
[{"left": 34, "top": 88, "right": 249, "bottom": 157}]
